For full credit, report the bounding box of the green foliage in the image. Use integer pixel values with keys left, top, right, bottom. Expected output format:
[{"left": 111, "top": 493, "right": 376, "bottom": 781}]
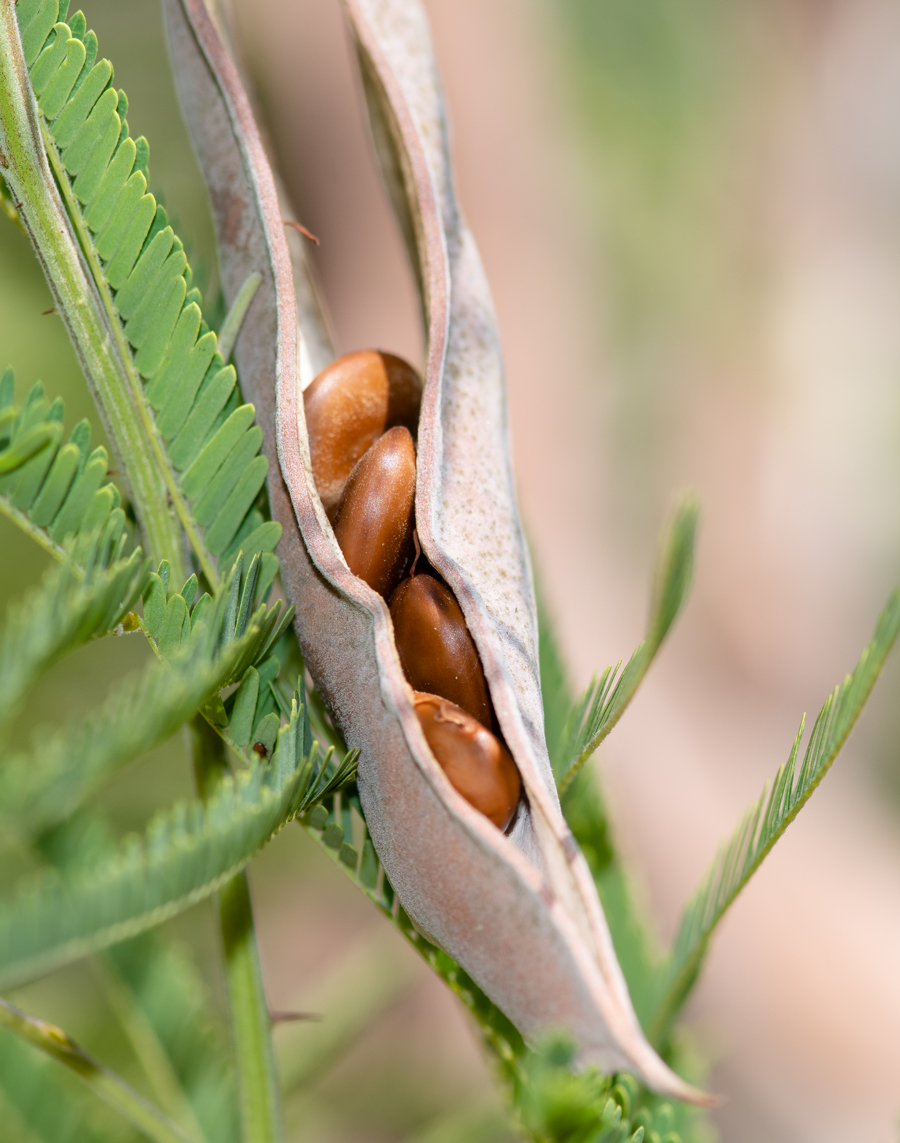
[
  {"left": 0, "top": 535, "right": 148, "bottom": 731},
  {"left": 0, "top": 686, "right": 355, "bottom": 991},
  {"left": 104, "top": 933, "right": 240, "bottom": 1143},
  {"left": 33, "top": 812, "right": 239, "bottom": 1143},
  {"left": 514, "top": 1036, "right": 681, "bottom": 1143},
  {"left": 13, "top": 0, "right": 280, "bottom": 586},
  {"left": 0, "top": 1026, "right": 106, "bottom": 1143},
  {"left": 0, "top": 994, "right": 198, "bottom": 1143},
  {"left": 648, "top": 588, "right": 900, "bottom": 1043},
  {"left": 0, "top": 373, "right": 128, "bottom": 565},
  {"left": 554, "top": 498, "right": 697, "bottom": 792},
  {"left": 0, "top": 557, "right": 293, "bottom": 843}
]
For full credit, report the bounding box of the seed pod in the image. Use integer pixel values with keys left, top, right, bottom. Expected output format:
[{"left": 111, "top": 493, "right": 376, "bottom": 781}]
[
  {"left": 333, "top": 425, "right": 416, "bottom": 598},
  {"left": 392, "top": 573, "right": 492, "bottom": 727},
  {"left": 167, "top": 0, "right": 708, "bottom": 1102},
  {"left": 304, "top": 350, "right": 422, "bottom": 519},
  {"left": 414, "top": 692, "right": 519, "bottom": 830}
]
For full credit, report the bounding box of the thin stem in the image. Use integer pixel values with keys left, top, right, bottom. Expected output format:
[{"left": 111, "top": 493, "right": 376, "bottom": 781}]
[
  {"left": 191, "top": 717, "right": 283, "bottom": 1143},
  {"left": 0, "top": 1, "right": 185, "bottom": 580},
  {"left": 0, "top": 995, "right": 199, "bottom": 1143},
  {"left": 0, "top": 496, "right": 69, "bottom": 563},
  {"left": 91, "top": 956, "right": 208, "bottom": 1143}
]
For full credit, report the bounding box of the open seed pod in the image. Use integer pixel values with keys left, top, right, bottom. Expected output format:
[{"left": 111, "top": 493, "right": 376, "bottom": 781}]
[{"left": 164, "top": 0, "right": 708, "bottom": 1101}]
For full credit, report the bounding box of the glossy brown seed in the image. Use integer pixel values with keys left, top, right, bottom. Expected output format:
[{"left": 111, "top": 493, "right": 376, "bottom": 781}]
[
  {"left": 413, "top": 692, "right": 521, "bottom": 831},
  {"left": 304, "top": 350, "right": 422, "bottom": 519},
  {"left": 334, "top": 426, "right": 416, "bottom": 598},
  {"left": 391, "top": 573, "right": 493, "bottom": 728}
]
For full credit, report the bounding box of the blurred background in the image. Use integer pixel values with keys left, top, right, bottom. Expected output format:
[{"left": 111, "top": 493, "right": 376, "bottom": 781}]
[{"left": 3, "top": 0, "right": 900, "bottom": 1139}]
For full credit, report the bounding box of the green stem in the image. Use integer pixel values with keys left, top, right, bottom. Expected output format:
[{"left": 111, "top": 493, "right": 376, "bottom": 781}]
[
  {"left": 91, "top": 956, "right": 208, "bottom": 1143},
  {"left": 0, "top": 495, "right": 69, "bottom": 562},
  {"left": 0, "top": 995, "right": 199, "bottom": 1143},
  {"left": 191, "top": 717, "right": 283, "bottom": 1143},
  {"left": 0, "top": 1, "right": 185, "bottom": 580}
]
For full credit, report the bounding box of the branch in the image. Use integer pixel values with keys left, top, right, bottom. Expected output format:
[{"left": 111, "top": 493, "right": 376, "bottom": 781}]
[{"left": 0, "top": 996, "right": 200, "bottom": 1143}]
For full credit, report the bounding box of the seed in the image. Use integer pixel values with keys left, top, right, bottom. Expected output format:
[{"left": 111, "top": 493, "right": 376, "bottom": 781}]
[
  {"left": 391, "top": 573, "right": 493, "bottom": 728},
  {"left": 413, "top": 692, "right": 521, "bottom": 831},
  {"left": 334, "top": 425, "right": 417, "bottom": 598},
  {"left": 304, "top": 350, "right": 422, "bottom": 519}
]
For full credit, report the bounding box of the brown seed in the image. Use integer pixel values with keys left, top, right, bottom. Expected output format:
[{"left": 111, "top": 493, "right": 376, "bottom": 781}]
[
  {"left": 304, "top": 350, "right": 422, "bottom": 519},
  {"left": 413, "top": 692, "right": 521, "bottom": 831},
  {"left": 334, "top": 426, "right": 416, "bottom": 598},
  {"left": 391, "top": 573, "right": 493, "bottom": 728}
]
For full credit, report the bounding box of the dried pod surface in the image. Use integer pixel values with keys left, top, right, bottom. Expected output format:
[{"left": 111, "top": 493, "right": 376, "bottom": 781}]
[
  {"left": 166, "top": 0, "right": 707, "bottom": 1102},
  {"left": 333, "top": 425, "right": 416, "bottom": 598},
  {"left": 414, "top": 693, "right": 519, "bottom": 830},
  {"left": 304, "top": 350, "right": 422, "bottom": 519},
  {"left": 392, "top": 573, "right": 492, "bottom": 727}
]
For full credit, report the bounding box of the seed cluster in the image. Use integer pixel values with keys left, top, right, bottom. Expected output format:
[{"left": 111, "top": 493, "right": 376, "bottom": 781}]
[{"left": 305, "top": 351, "right": 522, "bottom": 831}]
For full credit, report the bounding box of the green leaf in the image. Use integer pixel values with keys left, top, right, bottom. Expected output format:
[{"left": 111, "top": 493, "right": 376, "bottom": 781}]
[
  {"left": 103, "top": 934, "right": 240, "bottom": 1143},
  {"left": 37, "top": 813, "right": 238, "bottom": 1143},
  {"left": 0, "top": 996, "right": 199, "bottom": 1143},
  {"left": 0, "top": 10, "right": 184, "bottom": 576},
  {"left": 535, "top": 568, "right": 575, "bottom": 771},
  {"left": 0, "top": 614, "right": 287, "bottom": 843},
  {"left": 0, "top": 540, "right": 149, "bottom": 732},
  {"left": 4, "top": 5, "right": 284, "bottom": 589},
  {"left": 513, "top": 1035, "right": 673, "bottom": 1143},
  {"left": 649, "top": 588, "right": 900, "bottom": 1043},
  {"left": 0, "top": 696, "right": 357, "bottom": 991},
  {"left": 555, "top": 497, "right": 698, "bottom": 792},
  {"left": 0, "top": 421, "right": 60, "bottom": 475},
  {"left": 0, "top": 380, "right": 127, "bottom": 567},
  {"left": 0, "top": 1024, "right": 106, "bottom": 1143}
]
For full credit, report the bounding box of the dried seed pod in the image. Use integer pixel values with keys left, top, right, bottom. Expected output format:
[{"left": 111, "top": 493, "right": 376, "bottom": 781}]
[
  {"left": 391, "top": 573, "right": 492, "bottom": 727},
  {"left": 167, "top": 0, "right": 708, "bottom": 1102},
  {"left": 304, "top": 350, "right": 422, "bottom": 519},
  {"left": 333, "top": 425, "right": 416, "bottom": 598},
  {"left": 413, "top": 692, "right": 519, "bottom": 830}
]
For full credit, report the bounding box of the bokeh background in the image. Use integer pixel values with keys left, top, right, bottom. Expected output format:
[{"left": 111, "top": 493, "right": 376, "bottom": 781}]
[{"left": 3, "top": 1, "right": 900, "bottom": 1140}]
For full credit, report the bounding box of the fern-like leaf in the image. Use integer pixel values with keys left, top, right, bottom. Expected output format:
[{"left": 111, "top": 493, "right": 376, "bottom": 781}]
[
  {"left": 514, "top": 1036, "right": 679, "bottom": 1143},
  {"left": 38, "top": 811, "right": 239, "bottom": 1143},
  {"left": 649, "top": 588, "right": 900, "bottom": 1043},
  {"left": 0, "top": 694, "right": 357, "bottom": 991},
  {"left": 141, "top": 550, "right": 291, "bottom": 674},
  {"left": 0, "top": 537, "right": 148, "bottom": 732},
  {"left": 0, "top": 606, "right": 288, "bottom": 843},
  {"left": 12, "top": 0, "right": 280, "bottom": 587},
  {"left": 104, "top": 934, "right": 239, "bottom": 1143},
  {"left": 0, "top": 375, "right": 132, "bottom": 567},
  {"left": 554, "top": 497, "right": 698, "bottom": 791}
]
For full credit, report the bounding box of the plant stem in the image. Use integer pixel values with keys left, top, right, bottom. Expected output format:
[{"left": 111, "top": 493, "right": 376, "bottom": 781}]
[
  {"left": 92, "top": 955, "right": 208, "bottom": 1143},
  {"left": 0, "top": 496, "right": 70, "bottom": 563},
  {"left": 191, "top": 717, "right": 283, "bottom": 1143},
  {"left": 0, "top": 995, "right": 199, "bottom": 1143},
  {"left": 0, "top": 2, "right": 185, "bottom": 580}
]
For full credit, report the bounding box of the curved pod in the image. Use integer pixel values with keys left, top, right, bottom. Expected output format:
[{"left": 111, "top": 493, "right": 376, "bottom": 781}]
[{"left": 164, "top": 0, "right": 706, "bottom": 1101}]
